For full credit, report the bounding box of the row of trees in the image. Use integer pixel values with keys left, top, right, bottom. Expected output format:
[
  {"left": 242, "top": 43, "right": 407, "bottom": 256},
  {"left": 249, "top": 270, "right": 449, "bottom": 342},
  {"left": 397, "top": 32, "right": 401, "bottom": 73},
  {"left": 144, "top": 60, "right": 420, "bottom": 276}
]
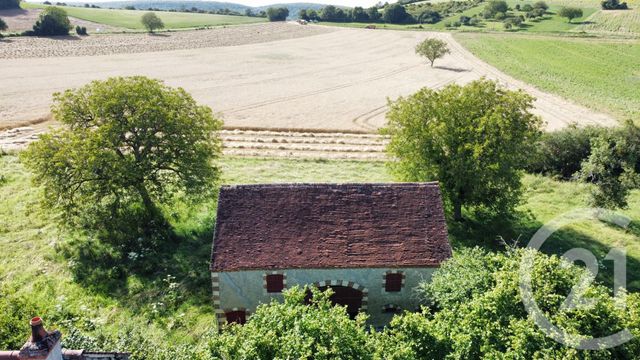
[{"left": 297, "top": 4, "right": 418, "bottom": 24}]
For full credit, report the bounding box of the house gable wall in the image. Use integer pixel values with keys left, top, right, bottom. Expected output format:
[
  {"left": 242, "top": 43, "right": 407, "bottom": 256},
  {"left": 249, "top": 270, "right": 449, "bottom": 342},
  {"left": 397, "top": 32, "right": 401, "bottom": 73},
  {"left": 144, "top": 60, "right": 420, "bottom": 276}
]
[{"left": 212, "top": 267, "right": 436, "bottom": 328}]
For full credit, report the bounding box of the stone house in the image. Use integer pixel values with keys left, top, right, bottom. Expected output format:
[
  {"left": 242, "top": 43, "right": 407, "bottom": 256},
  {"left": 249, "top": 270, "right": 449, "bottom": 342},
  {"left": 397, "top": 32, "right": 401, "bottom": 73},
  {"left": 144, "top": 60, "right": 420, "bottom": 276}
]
[{"left": 210, "top": 183, "right": 452, "bottom": 328}]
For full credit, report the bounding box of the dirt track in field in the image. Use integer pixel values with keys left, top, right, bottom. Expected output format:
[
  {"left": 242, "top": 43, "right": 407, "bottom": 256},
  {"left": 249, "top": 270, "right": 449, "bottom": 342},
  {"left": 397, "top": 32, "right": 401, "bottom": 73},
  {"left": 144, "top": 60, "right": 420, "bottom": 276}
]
[{"left": 0, "top": 23, "right": 617, "bottom": 158}]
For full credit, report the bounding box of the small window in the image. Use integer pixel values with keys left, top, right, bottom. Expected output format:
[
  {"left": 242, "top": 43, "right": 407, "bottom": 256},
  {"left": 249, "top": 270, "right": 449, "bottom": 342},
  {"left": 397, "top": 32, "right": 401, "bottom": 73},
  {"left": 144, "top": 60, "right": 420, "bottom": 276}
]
[
  {"left": 225, "top": 310, "right": 246, "bottom": 325},
  {"left": 266, "top": 274, "right": 284, "bottom": 293},
  {"left": 385, "top": 273, "right": 403, "bottom": 292}
]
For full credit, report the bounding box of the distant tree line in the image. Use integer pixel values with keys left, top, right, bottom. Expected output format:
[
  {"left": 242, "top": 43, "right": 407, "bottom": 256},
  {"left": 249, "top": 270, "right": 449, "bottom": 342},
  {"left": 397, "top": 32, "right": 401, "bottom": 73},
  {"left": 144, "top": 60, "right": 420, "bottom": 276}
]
[{"left": 296, "top": 1, "right": 482, "bottom": 25}]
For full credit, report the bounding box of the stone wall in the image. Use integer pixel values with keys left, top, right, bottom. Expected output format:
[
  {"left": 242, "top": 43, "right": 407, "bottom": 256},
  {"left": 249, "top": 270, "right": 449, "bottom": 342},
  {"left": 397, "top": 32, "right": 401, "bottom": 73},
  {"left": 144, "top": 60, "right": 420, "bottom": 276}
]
[{"left": 212, "top": 267, "right": 436, "bottom": 328}]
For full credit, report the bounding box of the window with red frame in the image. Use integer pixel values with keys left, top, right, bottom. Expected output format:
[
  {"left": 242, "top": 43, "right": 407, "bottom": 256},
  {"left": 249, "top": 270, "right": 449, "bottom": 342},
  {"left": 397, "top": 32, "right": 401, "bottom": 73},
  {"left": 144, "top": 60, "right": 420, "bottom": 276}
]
[
  {"left": 266, "top": 274, "right": 284, "bottom": 293},
  {"left": 385, "top": 273, "right": 403, "bottom": 292}
]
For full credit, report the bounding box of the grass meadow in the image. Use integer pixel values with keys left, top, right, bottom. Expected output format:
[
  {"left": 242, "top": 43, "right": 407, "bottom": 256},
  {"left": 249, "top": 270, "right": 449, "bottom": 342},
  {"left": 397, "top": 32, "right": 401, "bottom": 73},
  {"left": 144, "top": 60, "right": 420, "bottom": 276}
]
[
  {"left": 454, "top": 33, "right": 640, "bottom": 121},
  {"left": 2, "top": 153, "right": 640, "bottom": 348},
  {"left": 21, "top": 2, "right": 266, "bottom": 30}
]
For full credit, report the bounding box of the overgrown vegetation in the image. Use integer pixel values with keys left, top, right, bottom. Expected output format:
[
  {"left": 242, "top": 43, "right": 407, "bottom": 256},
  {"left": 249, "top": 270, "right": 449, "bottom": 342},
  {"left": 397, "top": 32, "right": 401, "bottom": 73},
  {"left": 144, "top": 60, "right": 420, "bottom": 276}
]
[
  {"left": 30, "top": 6, "right": 72, "bottom": 36},
  {"left": 266, "top": 7, "right": 289, "bottom": 21},
  {"left": 21, "top": 76, "right": 222, "bottom": 290}
]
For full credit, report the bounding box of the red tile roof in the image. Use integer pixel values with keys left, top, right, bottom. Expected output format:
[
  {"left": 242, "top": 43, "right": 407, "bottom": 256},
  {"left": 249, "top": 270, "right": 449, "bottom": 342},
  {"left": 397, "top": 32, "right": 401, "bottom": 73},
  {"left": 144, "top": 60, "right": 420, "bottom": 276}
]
[{"left": 211, "top": 183, "right": 451, "bottom": 272}]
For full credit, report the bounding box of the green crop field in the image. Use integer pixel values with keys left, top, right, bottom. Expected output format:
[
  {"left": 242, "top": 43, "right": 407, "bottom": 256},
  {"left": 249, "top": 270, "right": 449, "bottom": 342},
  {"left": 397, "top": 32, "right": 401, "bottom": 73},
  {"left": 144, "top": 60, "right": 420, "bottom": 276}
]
[
  {"left": 455, "top": 33, "right": 640, "bottom": 121},
  {"left": 21, "top": 2, "right": 266, "bottom": 30},
  {"left": 578, "top": 8, "right": 640, "bottom": 36}
]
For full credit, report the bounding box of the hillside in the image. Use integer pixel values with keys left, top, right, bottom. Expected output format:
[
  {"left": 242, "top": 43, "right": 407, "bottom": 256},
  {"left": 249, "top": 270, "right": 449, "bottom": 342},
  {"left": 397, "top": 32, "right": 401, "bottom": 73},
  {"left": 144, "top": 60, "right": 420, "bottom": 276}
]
[
  {"left": 22, "top": 2, "right": 267, "bottom": 29},
  {"left": 61, "top": 0, "right": 329, "bottom": 18}
]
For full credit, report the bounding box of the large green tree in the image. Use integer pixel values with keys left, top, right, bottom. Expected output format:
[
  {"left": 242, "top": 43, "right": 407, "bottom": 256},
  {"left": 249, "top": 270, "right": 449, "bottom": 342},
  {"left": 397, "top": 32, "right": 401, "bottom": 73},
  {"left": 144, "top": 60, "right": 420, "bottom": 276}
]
[
  {"left": 383, "top": 79, "right": 542, "bottom": 220},
  {"left": 22, "top": 76, "right": 222, "bottom": 246}
]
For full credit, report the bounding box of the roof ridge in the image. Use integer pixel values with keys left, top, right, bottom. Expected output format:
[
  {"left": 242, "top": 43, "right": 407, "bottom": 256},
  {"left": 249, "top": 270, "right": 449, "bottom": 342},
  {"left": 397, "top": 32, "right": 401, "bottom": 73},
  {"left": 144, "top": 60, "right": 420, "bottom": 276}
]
[{"left": 220, "top": 182, "right": 440, "bottom": 190}]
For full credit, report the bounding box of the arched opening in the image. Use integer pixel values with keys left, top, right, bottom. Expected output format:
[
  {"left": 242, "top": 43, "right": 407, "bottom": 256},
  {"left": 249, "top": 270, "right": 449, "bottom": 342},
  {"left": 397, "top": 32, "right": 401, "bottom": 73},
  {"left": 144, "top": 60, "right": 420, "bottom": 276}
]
[{"left": 306, "top": 285, "right": 364, "bottom": 319}]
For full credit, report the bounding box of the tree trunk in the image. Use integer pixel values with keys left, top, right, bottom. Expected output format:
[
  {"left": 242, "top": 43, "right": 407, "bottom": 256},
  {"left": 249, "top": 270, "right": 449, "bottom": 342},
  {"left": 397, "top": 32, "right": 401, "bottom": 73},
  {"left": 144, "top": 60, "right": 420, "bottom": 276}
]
[
  {"left": 430, "top": 59, "right": 435, "bottom": 67},
  {"left": 453, "top": 200, "right": 463, "bottom": 221},
  {"left": 137, "top": 183, "right": 157, "bottom": 217}
]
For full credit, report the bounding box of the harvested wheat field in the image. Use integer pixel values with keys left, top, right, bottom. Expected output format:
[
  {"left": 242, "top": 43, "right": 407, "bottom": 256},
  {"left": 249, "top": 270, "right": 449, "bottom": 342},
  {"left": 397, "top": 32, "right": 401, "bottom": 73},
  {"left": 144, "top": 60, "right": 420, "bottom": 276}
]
[{"left": 0, "top": 22, "right": 617, "bottom": 157}]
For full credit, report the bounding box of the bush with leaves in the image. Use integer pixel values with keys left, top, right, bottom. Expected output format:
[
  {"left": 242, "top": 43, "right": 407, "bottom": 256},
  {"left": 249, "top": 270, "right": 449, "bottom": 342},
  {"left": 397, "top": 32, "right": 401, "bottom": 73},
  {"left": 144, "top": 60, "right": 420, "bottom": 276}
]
[
  {"left": 602, "top": 0, "right": 628, "bottom": 10},
  {"left": 141, "top": 12, "right": 164, "bottom": 32},
  {"left": 418, "top": 9, "right": 440, "bottom": 24},
  {"left": 526, "top": 125, "right": 610, "bottom": 180},
  {"left": 266, "top": 7, "right": 289, "bottom": 21},
  {"left": 558, "top": 6, "right": 583, "bottom": 23},
  {"left": 31, "top": 6, "right": 71, "bottom": 36},
  {"left": 207, "top": 286, "right": 373, "bottom": 359},
  {"left": 404, "top": 247, "right": 640, "bottom": 359},
  {"left": 533, "top": 1, "right": 549, "bottom": 10},
  {"left": 21, "top": 77, "right": 222, "bottom": 257},
  {"left": 383, "top": 78, "right": 542, "bottom": 220},
  {"left": 484, "top": 0, "right": 508, "bottom": 18},
  {"left": 383, "top": 3, "right": 410, "bottom": 24},
  {"left": 577, "top": 122, "right": 640, "bottom": 209},
  {"left": 75, "top": 25, "right": 87, "bottom": 35}
]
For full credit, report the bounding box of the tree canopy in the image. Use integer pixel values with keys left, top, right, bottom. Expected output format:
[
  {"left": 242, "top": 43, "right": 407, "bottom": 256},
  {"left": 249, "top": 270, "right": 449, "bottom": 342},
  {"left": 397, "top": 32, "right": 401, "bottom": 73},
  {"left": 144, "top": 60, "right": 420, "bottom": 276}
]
[
  {"left": 32, "top": 7, "right": 71, "bottom": 36},
  {"left": 22, "top": 76, "right": 222, "bottom": 250},
  {"left": 383, "top": 79, "right": 542, "bottom": 220},
  {"left": 266, "top": 7, "right": 289, "bottom": 21},
  {"left": 577, "top": 122, "right": 640, "bottom": 209},
  {"left": 383, "top": 3, "right": 409, "bottom": 24},
  {"left": 141, "top": 12, "right": 164, "bottom": 32},
  {"left": 415, "top": 38, "right": 450, "bottom": 67},
  {"left": 558, "top": 7, "right": 584, "bottom": 22}
]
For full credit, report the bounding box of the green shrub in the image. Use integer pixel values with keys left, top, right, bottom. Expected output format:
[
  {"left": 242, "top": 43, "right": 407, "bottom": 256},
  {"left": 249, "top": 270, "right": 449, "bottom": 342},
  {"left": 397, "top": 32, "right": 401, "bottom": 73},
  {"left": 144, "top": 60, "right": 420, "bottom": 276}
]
[
  {"left": 75, "top": 25, "right": 87, "bottom": 35},
  {"left": 484, "top": 0, "right": 508, "bottom": 18},
  {"left": 533, "top": 1, "right": 549, "bottom": 10},
  {"left": 522, "top": 4, "right": 534, "bottom": 11},
  {"left": 602, "top": 0, "right": 628, "bottom": 10},
  {"left": 266, "top": 6, "right": 288, "bottom": 21},
  {"left": 32, "top": 7, "right": 71, "bottom": 36},
  {"left": 526, "top": 125, "right": 609, "bottom": 179},
  {"left": 408, "top": 247, "right": 640, "bottom": 359},
  {"left": 494, "top": 11, "right": 506, "bottom": 20},
  {"left": 558, "top": 6, "right": 583, "bottom": 23},
  {"left": 577, "top": 122, "right": 640, "bottom": 209},
  {"left": 207, "top": 286, "right": 373, "bottom": 359}
]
